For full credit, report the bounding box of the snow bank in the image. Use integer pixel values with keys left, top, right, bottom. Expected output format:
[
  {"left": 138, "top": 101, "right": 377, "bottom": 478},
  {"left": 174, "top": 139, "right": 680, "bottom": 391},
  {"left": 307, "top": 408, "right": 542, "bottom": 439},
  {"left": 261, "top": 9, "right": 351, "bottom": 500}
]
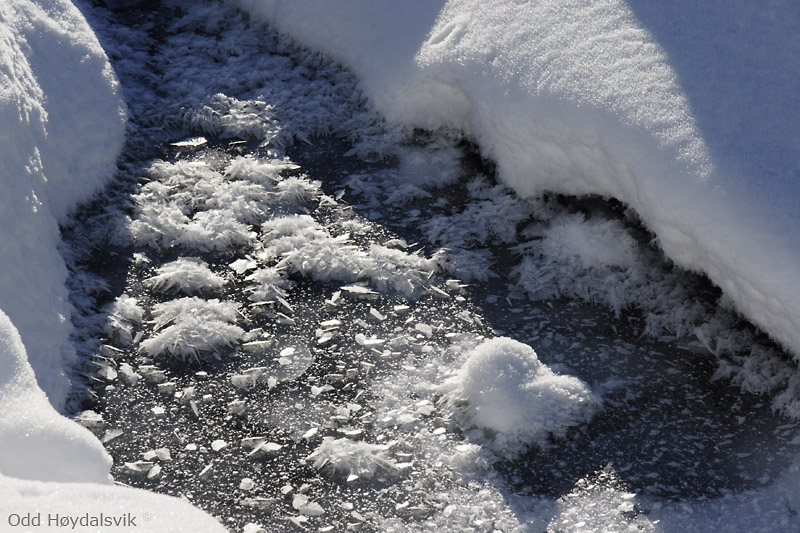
[
  {"left": 0, "top": 310, "right": 110, "bottom": 484},
  {"left": 0, "top": 310, "right": 227, "bottom": 532},
  {"left": 0, "top": 0, "right": 126, "bottom": 405},
  {"left": 1, "top": 474, "right": 228, "bottom": 533},
  {"left": 232, "top": 0, "right": 800, "bottom": 360}
]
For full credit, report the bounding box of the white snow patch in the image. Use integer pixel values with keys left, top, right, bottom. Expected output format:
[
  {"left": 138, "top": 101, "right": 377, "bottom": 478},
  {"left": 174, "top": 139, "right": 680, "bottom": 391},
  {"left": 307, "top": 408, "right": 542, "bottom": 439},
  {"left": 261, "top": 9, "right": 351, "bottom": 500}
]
[
  {"left": 0, "top": 309, "right": 227, "bottom": 531},
  {"left": 441, "top": 337, "right": 600, "bottom": 458},
  {"left": 0, "top": 0, "right": 125, "bottom": 405}
]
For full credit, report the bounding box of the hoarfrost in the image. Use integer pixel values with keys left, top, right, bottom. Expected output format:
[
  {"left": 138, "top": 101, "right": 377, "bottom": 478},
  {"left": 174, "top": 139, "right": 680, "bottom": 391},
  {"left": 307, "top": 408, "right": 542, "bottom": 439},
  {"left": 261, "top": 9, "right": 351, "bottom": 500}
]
[
  {"left": 261, "top": 216, "right": 436, "bottom": 297},
  {"left": 308, "top": 438, "right": 398, "bottom": 480},
  {"left": 225, "top": 155, "right": 299, "bottom": 185},
  {"left": 245, "top": 267, "right": 293, "bottom": 303},
  {"left": 103, "top": 294, "right": 144, "bottom": 346},
  {"left": 140, "top": 297, "right": 244, "bottom": 361},
  {"left": 145, "top": 257, "right": 226, "bottom": 295}
]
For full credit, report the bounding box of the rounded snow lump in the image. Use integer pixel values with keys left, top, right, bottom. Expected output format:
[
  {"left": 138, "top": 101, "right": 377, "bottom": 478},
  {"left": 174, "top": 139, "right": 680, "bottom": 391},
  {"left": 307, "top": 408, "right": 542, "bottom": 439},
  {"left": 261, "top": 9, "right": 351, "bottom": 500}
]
[{"left": 445, "top": 337, "right": 600, "bottom": 457}]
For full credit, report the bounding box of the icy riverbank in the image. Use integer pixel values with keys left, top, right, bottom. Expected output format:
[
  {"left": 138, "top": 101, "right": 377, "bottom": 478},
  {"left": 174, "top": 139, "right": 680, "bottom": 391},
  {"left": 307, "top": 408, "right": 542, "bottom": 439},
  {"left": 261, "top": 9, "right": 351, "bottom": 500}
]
[{"left": 0, "top": 0, "right": 125, "bottom": 406}]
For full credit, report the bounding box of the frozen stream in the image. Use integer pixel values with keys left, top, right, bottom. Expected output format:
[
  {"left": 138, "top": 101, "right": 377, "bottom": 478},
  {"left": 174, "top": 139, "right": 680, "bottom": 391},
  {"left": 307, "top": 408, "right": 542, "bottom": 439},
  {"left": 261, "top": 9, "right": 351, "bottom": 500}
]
[{"left": 64, "top": 1, "right": 800, "bottom": 531}]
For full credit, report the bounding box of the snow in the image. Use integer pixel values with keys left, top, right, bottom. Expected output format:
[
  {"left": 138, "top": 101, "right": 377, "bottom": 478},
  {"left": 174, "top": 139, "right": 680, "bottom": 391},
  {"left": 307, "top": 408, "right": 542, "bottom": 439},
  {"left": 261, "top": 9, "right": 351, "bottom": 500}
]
[
  {"left": 536, "top": 215, "right": 639, "bottom": 273},
  {"left": 2, "top": 0, "right": 796, "bottom": 529},
  {"left": 1, "top": 474, "right": 228, "bottom": 532},
  {"left": 0, "top": 2, "right": 229, "bottom": 528},
  {"left": 233, "top": 0, "right": 800, "bottom": 364},
  {"left": 0, "top": 0, "right": 125, "bottom": 406},
  {"left": 0, "top": 310, "right": 110, "bottom": 484},
  {"left": 0, "top": 310, "right": 227, "bottom": 531},
  {"left": 423, "top": 177, "right": 533, "bottom": 248},
  {"left": 441, "top": 337, "right": 600, "bottom": 458},
  {"left": 225, "top": 155, "right": 301, "bottom": 185}
]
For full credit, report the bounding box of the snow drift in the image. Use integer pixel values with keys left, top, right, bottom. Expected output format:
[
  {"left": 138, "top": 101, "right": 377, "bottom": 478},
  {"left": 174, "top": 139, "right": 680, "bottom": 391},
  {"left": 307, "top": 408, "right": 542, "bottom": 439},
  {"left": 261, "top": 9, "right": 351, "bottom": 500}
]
[
  {"left": 0, "top": 0, "right": 126, "bottom": 405},
  {"left": 233, "top": 0, "right": 800, "bottom": 361}
]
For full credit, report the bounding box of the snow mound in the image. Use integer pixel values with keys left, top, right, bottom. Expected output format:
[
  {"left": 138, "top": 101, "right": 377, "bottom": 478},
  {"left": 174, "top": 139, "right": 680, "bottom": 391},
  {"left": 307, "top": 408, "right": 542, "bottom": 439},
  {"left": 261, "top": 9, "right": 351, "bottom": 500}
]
[
  {"left": 441, "top": 337, "right": 600, "bottom": 458},
  {"left": 0, "top": 310, "right": 110, "bottom": 483},
  {"left": 0, "top": 0, "right": 126, "bottom": 405},
  {"left": 1, "top": 474, "right": 228, "bottom": 533},
  {"left": 235, "top": 0, "right": 800, "bottom": 364}
]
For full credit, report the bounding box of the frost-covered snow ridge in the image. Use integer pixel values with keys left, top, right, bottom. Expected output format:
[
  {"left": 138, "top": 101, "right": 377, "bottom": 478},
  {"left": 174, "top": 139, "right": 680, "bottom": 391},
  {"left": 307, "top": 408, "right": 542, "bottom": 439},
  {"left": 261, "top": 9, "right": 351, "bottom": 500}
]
[{"left": 235, "top": 0, "right": 800, "bottom": 364}]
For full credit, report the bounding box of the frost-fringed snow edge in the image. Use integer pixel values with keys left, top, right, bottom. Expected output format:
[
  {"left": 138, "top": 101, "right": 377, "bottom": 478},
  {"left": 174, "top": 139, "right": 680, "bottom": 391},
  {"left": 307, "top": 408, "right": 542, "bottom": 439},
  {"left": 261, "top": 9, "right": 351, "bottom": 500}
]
[
  {"left": 509, "top": 208, "right": 800, "bottom": 417},
  {"left": 232, "top": 0, "right": 800, "bottom": 398},
  {"left": 371, "top": 167, "right": 800, "bottom": 419}
]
